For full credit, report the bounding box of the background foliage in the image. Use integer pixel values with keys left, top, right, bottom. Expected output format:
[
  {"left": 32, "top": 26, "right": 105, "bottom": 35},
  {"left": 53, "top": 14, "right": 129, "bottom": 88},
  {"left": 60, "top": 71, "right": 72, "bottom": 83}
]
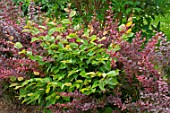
[{"left": 12, "top": 0, "right": 169, "bottom": 39}]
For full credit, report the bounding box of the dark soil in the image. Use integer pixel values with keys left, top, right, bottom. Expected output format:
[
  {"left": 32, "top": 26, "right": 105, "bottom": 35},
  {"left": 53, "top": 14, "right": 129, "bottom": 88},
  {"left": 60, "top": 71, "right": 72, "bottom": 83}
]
[{"left": 0, "top": 96, "right": 43, "bottom": 113}]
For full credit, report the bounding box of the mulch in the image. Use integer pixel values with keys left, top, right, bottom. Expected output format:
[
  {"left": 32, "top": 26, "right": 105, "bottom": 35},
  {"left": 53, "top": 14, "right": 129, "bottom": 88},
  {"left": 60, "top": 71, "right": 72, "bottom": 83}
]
[{"left": 0, "top": 96, "right": 43, "bottom": 113}]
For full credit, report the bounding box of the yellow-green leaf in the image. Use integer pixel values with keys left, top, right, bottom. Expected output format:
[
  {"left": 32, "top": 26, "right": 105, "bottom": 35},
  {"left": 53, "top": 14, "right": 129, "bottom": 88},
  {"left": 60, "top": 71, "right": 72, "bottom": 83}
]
[
  {"left": 56, "top": 96, "right": 60, "bottom": 99},
  {"left": 31, "top": 37, "right": 40, "bottom": 42},
  {"left": 64, "top": 83, "right": 72, "bottom": 86},
  {"left": 126, "top": 21, "right": 132, "bottom": 27},
  {"left": 33, "top": 71, "right": 40, "bottom": 76},
  {"left": 18, "top": 77, "right": 24, "bottom": 81},
  {"left": 46, "top": 87, "right": 50, "bottom": 93},
  {"left": 14, "top": 42, "right": 23, "bottom": 49},
  {"left": 62, "top": 19, "right": 71, "bottom": 24},
  {"left": 14, "top": 86, "right": 22, "bottom": 90},
  {"left": 126, "top": 28, "right": 132, "bottom": 34},
  {"left": 9, "top": 83, "right": 18, "bottom": 87},
  {"left": 9, "top": 76, "right": 16, "bottom": 82},
  {"left": 69, "top": 10, "right": 76, "bottom": 18},
  {"left": 27, "top": 93, "right": 34, "bottom": 96},
  {"left": 19, "top": 49, "right": 26, "bottom": 54}
]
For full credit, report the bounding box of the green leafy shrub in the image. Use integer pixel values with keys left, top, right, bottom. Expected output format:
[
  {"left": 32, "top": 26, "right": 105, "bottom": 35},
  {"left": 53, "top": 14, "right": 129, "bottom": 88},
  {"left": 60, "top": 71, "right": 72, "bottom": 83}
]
[{"left": 9, "top": 12, "right": 120, "bottom": 112}]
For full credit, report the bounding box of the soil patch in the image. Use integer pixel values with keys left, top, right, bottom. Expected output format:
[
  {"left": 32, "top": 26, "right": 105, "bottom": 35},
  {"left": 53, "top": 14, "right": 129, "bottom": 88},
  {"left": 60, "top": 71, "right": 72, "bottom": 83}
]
[{"left": 0, "top": 96, "right": 42, "bottom": 113}]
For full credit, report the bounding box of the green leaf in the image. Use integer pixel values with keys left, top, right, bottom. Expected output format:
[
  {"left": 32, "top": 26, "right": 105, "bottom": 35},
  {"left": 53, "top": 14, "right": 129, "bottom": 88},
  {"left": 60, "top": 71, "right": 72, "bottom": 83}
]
[
  {"left": 29, "top": 55, "right": 43, "bottom": 61},
  {"left": 99, "top": 81, "right": 106, "bottom": 91},
  {"left": 64, "top": 83, "right": 72, "bottom": 86},
  {"left": 53, "top": 74, "right": 64, "bottom": 80},
  {"left": 92, "top": 81, "right": 99, "bottom": 88},
  {"left": 21, "top": 79, "right": 33, "bottom": 87},
  {"left": 14, "top": 86, "right": 22, "bottom": 90},
  {"left": 50, "top": 44, "right": 57, "bottom": 49},
  {"left": 86, "top": 72, "right": 96, "bottom": 78},
  {"left": 27, "top": 93, "right": 34, "bottom": 96},
  {"left": 19, "top": 49, "right": 26, "bottom": 54},
  {"left": 26, "top": 51, "right": 32, "bottom": 56},
  {"left": 80, "top": 70, "right": 87, "bottom": 77},
  {"left": 107, "top": 70, "right": 119, "bottom": 77},
  {"left": 102, "top": 73, "right": 107, "bottom": 78},
  {"left": 69, "top": 10, "right": 76, "bottom": 17},
  {"left": 127, "top": 32, "right": 134, "bottom": 37},
  {"left": 84, "top": 79, "right": 91, "bottom": 85},
  {"left": 9, "top": 76, "right": 16, "bottom": 82},
  {"left": 70, "top": 42, "right": 78, "bottom": 48},
  {"left": 66, "top": 33, "right": 77, "bottom": 39},
  {"left": 75, "top": 80, "right": 83, "bottom": 83},
  {"left": 38, "top": 25, "right": 46, "bottom": 30},
  {"left": 87, "top": 51, "right": 94, "bottom": 56},
  {"left": 104, "top": 61, "right": 111, "bottom": 71},
  {"left": 74, "top": 24, "right": 80, "bottom": 30},
  {"left": 68, "top": 69, "right": 79, "bottom": 76},
  {"left": 46, "top": 87, "right": 51, "bottom": 93},
  {"left": 75, "top": 84, "right": 80, "bottom": 89},
  {"left": 58, "top": 42, "right": 64, "bottom": 49},
  {"left": 22, "top": 29, "right": 31, "bottom": 33},
  {"left": 90, "top": 35, "right": 97, "bottom": 42},
  {"left": 32, "top": 27, "right": 40, "bottom": 35},
  {"left": 63, "top": 96, "right": 70, "bottom": 101},
  {"left": 92, "top": 60, "right": 99, "bottom": 65},
  {"left": 80, "top": 87, "right": 90, "bottom": 94},
  {"left": 31, "top": 37, "right": 40, "bottom": 42},
  {"left": 42, "top": 77, "right": 51, "bottom": 83},
  {"left": 9, "top": 83, "right": 18, "bottom": 87},
  {"left": 62, "top": 19, "right": 71, "bottom": 24},
  {"left": 111, "top": 44, "right": 120, "bottom": 52},
  {"left": 80, "top": 44, "right": 87, "bottom": 51},
  {"left": 76, "top": 38, "right": 84, "bottom": 43},
  {"left": 61, "top": 60, "right": 73, "bottom": 64},
  {"left": 56, "top": 35, "right": 62, "bottom": 39},
  {"left": 43, "top": 35, "right": 55, "bottom": 42},
  {"left": 14, "top": 42, "right": 23, "bottom": 49},
  {"left": 61, "top": 82, "right": 72, "bottom": 90},
  {"left": 18, "top": 77, "right": 24, "bottom": 81},
  {"left": 48, "top": 27, "right": 57, "bottom": 35},
  {"left": 46, "top": 92, "right": 57, "bottom": 101},
  {"left": 108, "top": 78, "right": 118, "bottom": 86}
]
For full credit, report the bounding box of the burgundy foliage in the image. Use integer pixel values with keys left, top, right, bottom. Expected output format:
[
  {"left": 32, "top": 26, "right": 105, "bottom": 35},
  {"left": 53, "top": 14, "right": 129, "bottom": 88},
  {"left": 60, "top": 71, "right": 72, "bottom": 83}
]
[{"left": 0, "top": 0, "right": 41, "bottom": 79}]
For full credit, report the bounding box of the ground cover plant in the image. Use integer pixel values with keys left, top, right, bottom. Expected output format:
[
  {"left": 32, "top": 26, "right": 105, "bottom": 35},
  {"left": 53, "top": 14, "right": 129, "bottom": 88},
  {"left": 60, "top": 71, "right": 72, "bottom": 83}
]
[{"left": 0, "top": 0, "right": 169, "bottom": 113}]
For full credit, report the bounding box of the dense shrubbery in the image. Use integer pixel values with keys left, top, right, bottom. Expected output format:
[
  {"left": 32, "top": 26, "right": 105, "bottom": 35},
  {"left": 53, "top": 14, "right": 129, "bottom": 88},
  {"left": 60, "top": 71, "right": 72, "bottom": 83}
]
[
  {"left": 0, "top": 0, "right": 170, "bottom": 113},
  {"left": 12, "top": 0, "right": 169, "bottom": 39}
]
